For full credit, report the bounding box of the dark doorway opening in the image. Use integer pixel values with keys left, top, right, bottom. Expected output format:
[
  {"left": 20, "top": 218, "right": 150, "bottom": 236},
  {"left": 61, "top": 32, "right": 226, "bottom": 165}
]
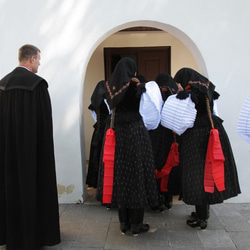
[{"left": 104, "top": 47, "right": 171, "bottom": 81}]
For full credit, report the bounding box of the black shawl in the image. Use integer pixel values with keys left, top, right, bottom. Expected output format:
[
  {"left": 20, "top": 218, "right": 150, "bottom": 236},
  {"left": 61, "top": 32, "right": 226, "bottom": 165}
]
[
  {"left": 105, "top": 57, "right": 137, "bottom": 109},
  {"left": 174, "top": 67, "right": 217, "bottom": 102},
  {"left": 155, "top": 73, "right": 178, "bottom": 101}
]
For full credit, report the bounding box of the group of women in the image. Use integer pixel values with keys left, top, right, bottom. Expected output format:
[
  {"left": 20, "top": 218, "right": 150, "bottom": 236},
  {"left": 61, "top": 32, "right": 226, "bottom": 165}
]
[{"left": 86, "top": 57, "right": 240, "bottom": 236}]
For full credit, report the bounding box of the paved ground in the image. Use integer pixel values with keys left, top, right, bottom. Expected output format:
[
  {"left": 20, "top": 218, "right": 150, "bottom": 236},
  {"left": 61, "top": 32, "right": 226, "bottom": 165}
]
[
  {"left": 46, "top": 189, "right": 250, "bottom": 250},
  {"left": 1, "top": 191, "right": 250, "bottom": 250}
]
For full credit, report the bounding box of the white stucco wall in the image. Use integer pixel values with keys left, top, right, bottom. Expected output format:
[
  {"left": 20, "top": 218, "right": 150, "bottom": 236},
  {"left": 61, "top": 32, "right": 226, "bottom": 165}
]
[{"left": 0, "top": 0, "right": 249, "bottom": 203}]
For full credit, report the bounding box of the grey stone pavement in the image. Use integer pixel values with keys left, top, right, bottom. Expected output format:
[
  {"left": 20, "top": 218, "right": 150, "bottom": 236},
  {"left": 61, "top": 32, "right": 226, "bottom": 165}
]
[
  {"left": 1, "top": 189, "right": 250, "bottom": 250},
  {"left": 41, "top": 189, "right": 250, "bottom": 250}
]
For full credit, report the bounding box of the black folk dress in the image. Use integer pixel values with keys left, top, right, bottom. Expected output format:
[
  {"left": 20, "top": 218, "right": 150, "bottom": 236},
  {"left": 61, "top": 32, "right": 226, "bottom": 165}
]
[
  {"left": 149, "top": 125, "right": 181, "bottom": 196},
  {"left": 180, "top": 90, "right": 241, "bottom": 206},
  {"left": 149, "top": 73, "right": 181, "bottom": 199},
  {"left": 96, "top": 80, "right": 159, "bottom": 209},
  {"left": 86, "top": 101, "right": 109, "bottom": 188}
]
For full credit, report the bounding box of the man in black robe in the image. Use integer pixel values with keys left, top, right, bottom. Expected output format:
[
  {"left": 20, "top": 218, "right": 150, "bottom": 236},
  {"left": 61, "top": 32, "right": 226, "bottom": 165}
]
[{"left": 0, "top": 44, "right": 61, "bottom": 249}]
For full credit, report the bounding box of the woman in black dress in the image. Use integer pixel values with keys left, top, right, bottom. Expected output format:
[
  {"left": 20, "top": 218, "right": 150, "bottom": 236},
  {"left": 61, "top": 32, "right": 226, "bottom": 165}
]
[
  {"left": 174, "top": 68, "right": 241, "bottom": 229},
  {"left": 86, "top": 80, "right": 109, "bottom": 188},
  {"left": 149, "top": 73, "right": 181, "bottom": 211},
  {"left": 96, "top": 57, "right": 159, "bottom": 236}
]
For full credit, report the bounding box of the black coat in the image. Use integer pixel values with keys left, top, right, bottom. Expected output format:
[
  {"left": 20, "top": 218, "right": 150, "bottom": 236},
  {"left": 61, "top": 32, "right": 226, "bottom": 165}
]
[{"left": 0, "top": 67, "right": 60, "bottom": 249}]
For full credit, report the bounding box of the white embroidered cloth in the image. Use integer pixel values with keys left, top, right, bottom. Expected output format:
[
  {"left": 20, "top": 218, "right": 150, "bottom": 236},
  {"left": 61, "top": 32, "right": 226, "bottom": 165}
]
[
  {"left": 161, "top": 94, "right": 197, "bottom": 135},
  {"left": 139, "top": 81, "right": 163, "bottom": 130}
]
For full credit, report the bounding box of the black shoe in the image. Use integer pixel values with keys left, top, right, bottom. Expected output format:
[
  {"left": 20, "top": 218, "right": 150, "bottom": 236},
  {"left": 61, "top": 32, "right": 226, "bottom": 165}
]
[
  {"left": 131, "top": 223, "right": 150, "bottom": 236},
  {"left": 120, "top": 223, "right": 130, "bottom": 234},
  {"left": 186, "top": 218, "right": 207, "bottom": 230}
]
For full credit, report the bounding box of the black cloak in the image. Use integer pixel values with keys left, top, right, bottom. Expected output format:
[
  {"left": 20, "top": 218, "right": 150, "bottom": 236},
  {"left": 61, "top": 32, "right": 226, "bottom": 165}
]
[{"left": 0, "top": 67, "right": 61, "bottom": 249}]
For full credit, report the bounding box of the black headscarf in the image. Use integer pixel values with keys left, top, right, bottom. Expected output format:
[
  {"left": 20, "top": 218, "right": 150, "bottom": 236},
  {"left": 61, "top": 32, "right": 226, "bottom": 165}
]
[
  {"left": 174, "top": 67, "right": 217, "bottom": 102},
  {"left": 105, "top": 57, "right": 137, "bottom": 109},
  {"left": 88, "top": 80, "right": 106, "bottom": 111},
  {"left": 155, "top": 73, "right": 178, "bottom": 101},
  {"left": 137, "top": 74, "right": 146, "bottom": 83}
]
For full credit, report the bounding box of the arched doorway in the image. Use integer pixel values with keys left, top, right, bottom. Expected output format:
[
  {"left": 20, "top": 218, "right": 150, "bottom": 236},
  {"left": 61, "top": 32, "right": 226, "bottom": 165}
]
[{"left": 81, "top": 21, "right": 207, "bottom": 201}]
